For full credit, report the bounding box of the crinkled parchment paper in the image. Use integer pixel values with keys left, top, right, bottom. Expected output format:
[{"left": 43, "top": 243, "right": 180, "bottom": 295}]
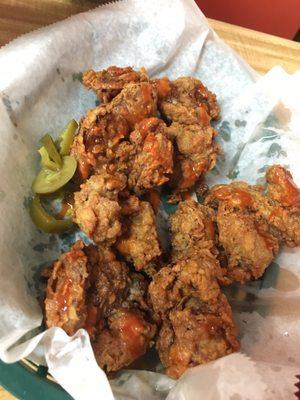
[{"left": 0, "top": 0, "right": 299, "bottom": 399}]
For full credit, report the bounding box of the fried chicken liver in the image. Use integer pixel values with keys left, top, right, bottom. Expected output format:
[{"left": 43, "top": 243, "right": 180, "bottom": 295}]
[
  {"left": 45, "top": 241, "right": 156, "bottom": 372},
  {"left": 73, "top": 169, "right": 126, "bottom": 244},
  {"left": 149, "top": 258, "right": 239, "bottom": 378},
  {"left": 205, "top": 165, "right": 300, "bottom": 283},
  {"left": 156, "top": 76, "right": 220, "bottom": 192},
  {"left": 83, "top": 66, "right": 149, "bottom": 103},
  {"left": 116, "top": 200, "right": 161, "bottom": 270},
  {"left": 71, "top": 81, "right": 158, "bottom": 180}
]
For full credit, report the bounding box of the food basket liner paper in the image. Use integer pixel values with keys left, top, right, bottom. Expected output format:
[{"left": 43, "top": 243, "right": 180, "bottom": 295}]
[{"left": 0, "top": 0, "right": 299, "bottom": 398}]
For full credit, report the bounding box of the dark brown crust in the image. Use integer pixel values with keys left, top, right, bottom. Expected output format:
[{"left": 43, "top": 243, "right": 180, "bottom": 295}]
[
  {"left": 73, "top": 169, "right": 126, "bottom": 245},
  {"left": 83, "top": 66, "right": 149, "bottom": 103},
  {"left": 116, "top": 200, "right": 161, "bottom": 270},
  {"left": 204, "top": 165, "right": 300, "bottom": 283},
  {"left": 45, "top": 241, "right": 156, "bottom": 372},
  {"left": 156, "top": 76, "right": 221, "bottom": 192},
  {"left": 148, "top": 258, "right": 239, "bottom": 378},
  {"left": 44, "top": 241, "right": 88, "bottom": 336},
  {"left": 170, "top": 200, "right": 218, "bottom": 261},
  {"left": 71, "top": 81, "right": 158, "bottom": 181}
]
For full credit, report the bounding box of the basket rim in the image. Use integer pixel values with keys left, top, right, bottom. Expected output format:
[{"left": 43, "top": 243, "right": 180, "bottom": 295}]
[{"left": 0, "top": 360, "right": 71, "bottom": 400}]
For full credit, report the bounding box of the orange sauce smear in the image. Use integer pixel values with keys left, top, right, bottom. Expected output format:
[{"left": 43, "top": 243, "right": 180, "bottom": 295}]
[
  {"left": 118, "top": 311, "right": 146, "bottom": 359},
  {"left": 141, "top": 83, "right": 153, "bottom": 104},
  {"left": 270, "top": 167, "right": 300, "bottom": 207},
  {"left": 178, "top": 160, "right": 207, "bottom": 191},
  {"left": 255, "top": 223, "right": 277, "bottom": 251},
  {"left": 198, "top": 104, "right": 210, "bottom": 126},
  {"left": 137, "top": 118, "right": 159, "bottom": 138},
  {"left": 155, "top": 77, "right": 172, "bottom": 99},
  {"left": 212, "top": 187, "right": 253, "bottom": 208},
  {"left": 56, "top": 277, "right": 73, "bottom": 313}
]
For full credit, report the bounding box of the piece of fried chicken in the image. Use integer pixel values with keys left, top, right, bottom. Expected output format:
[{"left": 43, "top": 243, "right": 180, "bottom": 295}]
[
  {"left": 93, "top": 307, "right": 156, "bottom": 372},
  {"left": 45, "top": 241, "right": 156, "bottom": 372},
  {"left": 167, "top": 122, "right": 220, "bottom": 191},
  {"left": 157, "top": 76, "right": 220, "bottom": 123},
  {"left": 216, "top": 203, "right": 279, "bottom": 284},
  {"left": 170, "top": 199, "right": 218, "bottom": 261},
  {"left": 155, "top": 76, "right": 220, "bottom": 192},
  {"left": 204, "top": 165, "right": 300, "bottom": 283},
  {"left": 44, "top": 241, "right": 89, "bottom": 336},
  {"left": 205, "top": 181, "right": 280, "bottom": 284},
  {"left": 149, "top": 258, "right": 239, "bottom": 379},
  {"left": 170, "top": 199, "right": 225, "bottom": 283},
  {"left": 115, "top": 117, "right": 174, "bottom": 194},
  {"left": 73, "top": 169, "right": 126, "bottom": 244},
  {"left": 205, "top": 166, "right": 300, "bottom": 247},
  {"left": 71, "top": 81, "right": 158, "bottom": 180},
  {"left": 83, "top": 66, "right": 149, "bottom": 103},
  {"left": 116, "top": 200, "right": 161, "bottom": 270},
  {"left": 265, "top": 165, "right": 300, "bottom": 246},
  {"left": 206, "top": 166, "right": 300, "bottom": 248}
]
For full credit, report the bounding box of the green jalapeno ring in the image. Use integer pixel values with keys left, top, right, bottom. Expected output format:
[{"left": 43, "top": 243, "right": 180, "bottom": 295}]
[
  {"left": 59, "top": 119, "right": 78, "bottom": 156},
  {"left": 32, "top": 155, "right": 77, "bottom": 194},
  {"left": 40, "top": 134, "right": 62, "bottom": 168},
  {"left": 30, "top": 195, "right": 74, "bottom": 233}
]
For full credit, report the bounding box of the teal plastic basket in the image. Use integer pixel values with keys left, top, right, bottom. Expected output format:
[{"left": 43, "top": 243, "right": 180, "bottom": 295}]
[{"left": 0, "top": 360, "right": 71, "bottom": 400}]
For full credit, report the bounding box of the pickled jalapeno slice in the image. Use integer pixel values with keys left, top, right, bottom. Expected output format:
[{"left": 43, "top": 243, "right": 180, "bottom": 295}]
[
  {"left": 40, "top": 134, "right": 62, "bottom": 168},
  {"left": 32, "top": 155, "right": 77, "bottom": 194},
  {"left": 38, "top": 146, "right": 60, "bottom": 171},
  {"left": 30, "top": 195, "right": 74, "bottom": 233},
  {"left": 59, "top": 119, "right": 78, "bottom": 156}
]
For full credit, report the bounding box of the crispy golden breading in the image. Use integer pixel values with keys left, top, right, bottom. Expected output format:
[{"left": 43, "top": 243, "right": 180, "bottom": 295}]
[
  {"left": 110, "top": 81, "right": 158, "bottom": 129},
  {"left": 83, "top": 66, "right": 148, "bottom": 103},
  {"left": 116, "top": 201, "right": 161, "bottom": 270},
  {"left": 45, "top": 241, "right": 88, "bottom": 335},
  {"left": 170, "top": 199, "right": 225, "bottom": 282},
  {"left": 127, "top": 117, "right": 174, "bottom": 193},
  {"left": 149, "top": 257, "right": 220, "bottom": 319},
  {"left": 71, "top": 81, "right": 158, "bottom": 180},
  {"left": 149, "top": 258, "right": 239, "bottom": 378},
  {"left": 205, "top": 182, "right": 279, "bottom": 284},
  {"left": 157, "top": 299, "right": 239, "bottom": 379},
  {"left": 204, "top": 167, "right": 300, "bottom": 283},
  {"left": 45, "top": 242, "right": 156, "bottom": 372},
  {"left": 85, "top": 245, "right": 130, "bottom": 321},
  {"left": 170, "top": 200, "right": 217, "bottom": 261},
  {"left": 170, "top": 197, "right": 279, "bottom": 285},
  {"left": 112, "top": 117, "right": 174, "bottom": 194},
  {"left": 216, "top": 204, "right": 279, "bottom": 284},
  {"left": 73, "top": 170, "right": 126, "bottom": 244},
  {"left": 71, "top": 105, "right": 129, "bottom": 180},
  {"left": 155, "top": 76, "right": 220, "bottom": 192},
  {"left": 266, "top": 164, "right": 300, "bottom": 207},
  {"left": 158, "top": 77, "right": 220, "bottom": 123},
  {"left": 167, "top": 123, "right": 219, "bottom": 191},
  {"left": 265, "top": 165, "right": 300, "bottom": 247},
  {"left": 206, "top": 166, "right": 300, "bottom": 248},
  {"left": 93, "top": 308, "right": 156, "bottom": 372}
]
